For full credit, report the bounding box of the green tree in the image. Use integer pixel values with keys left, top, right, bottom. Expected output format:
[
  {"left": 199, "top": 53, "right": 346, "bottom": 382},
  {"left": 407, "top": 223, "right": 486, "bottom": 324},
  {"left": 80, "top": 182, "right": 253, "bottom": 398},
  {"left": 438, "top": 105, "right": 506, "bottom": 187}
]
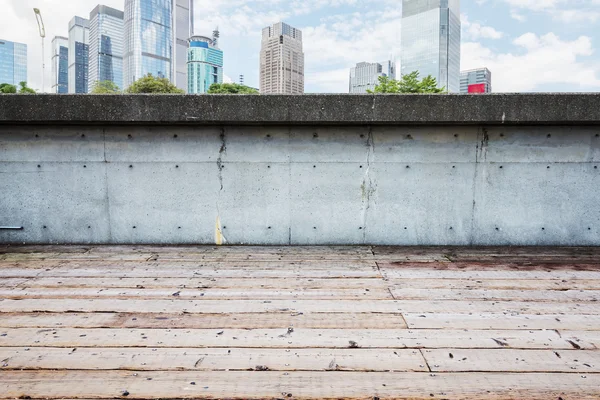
[
  {"left": 0, "top": 83, "right": 17, "bottom": 94},
  {"left": 18, "top": 81, "right": 36, "bottom": 94},
  {"left": 207, "top": 83, "right": 259, "bottom": 94},
  {"left": 125, "top": 74, "right": 185, "bottom": 94},
  {"left": 91, "top": 80, "right": 121, "bottom": 94},
  {"left": 368, "top": 71, "right": 445, "bottom": 94}
]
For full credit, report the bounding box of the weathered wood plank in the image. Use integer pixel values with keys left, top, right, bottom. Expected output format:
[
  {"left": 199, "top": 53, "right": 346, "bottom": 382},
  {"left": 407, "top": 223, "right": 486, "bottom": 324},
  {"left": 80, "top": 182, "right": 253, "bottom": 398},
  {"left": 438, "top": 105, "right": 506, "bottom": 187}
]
[
  {"left": 0, "top": 312, "right": 408, "bottom": 329},
  {"left": 390, "top": 278, "right": 600, "bottom": 290},
  {"left": 423, "top": 349, "right": 600, "bottom": 372},
  {"left": 0, "top": 347, "right": 428, "bottom": 372},
  {"left": 0, "top": 277, "right": 388, "bottom": 289},
  {"left": 0, "top": 328, "right": 563, "bottom": 349},
  {"left": 382, "top": 268, "right": 600, "bottom": 280},
  {"left": 2, "top": 298, "right": 598, "bottom": 314},
  {"left": 2, "top": 370, "right": 600, "bottom": 399},
  {"left": 0, "top": 267, "right": 380, "bottom": 278},
  {"left": 561, "top": 331, "right": 600, "bottom": 350},
  {"left": 404, "top": 313, "right": 600, "bottom": 331},
  {"left": 0, "top": 287, "right": 393, "bottom": 300},
  {"left": 390, "top": 288, "right": 600, "bottom": 302}
]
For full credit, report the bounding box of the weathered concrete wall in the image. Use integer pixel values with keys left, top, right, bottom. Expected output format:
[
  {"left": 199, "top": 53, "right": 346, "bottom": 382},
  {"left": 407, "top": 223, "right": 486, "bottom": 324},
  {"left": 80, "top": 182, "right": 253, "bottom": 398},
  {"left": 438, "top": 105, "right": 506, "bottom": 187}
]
[{"left": 1, "top": 94, "right": 599, "bottom": 245}]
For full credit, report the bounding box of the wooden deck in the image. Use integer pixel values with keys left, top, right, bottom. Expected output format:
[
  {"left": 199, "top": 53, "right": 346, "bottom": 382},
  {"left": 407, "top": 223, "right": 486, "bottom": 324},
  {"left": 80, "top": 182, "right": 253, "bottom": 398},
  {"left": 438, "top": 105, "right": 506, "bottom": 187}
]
[{"left": 0, "top": 246, "right": 599, "bottom": 399}]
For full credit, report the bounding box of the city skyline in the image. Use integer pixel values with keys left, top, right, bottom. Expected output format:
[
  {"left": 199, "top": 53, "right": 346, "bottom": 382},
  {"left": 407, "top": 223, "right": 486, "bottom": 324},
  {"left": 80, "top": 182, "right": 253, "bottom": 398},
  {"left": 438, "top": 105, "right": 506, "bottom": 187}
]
[{"left": 1, "top": 0, "right": 600, "bottom": 93}]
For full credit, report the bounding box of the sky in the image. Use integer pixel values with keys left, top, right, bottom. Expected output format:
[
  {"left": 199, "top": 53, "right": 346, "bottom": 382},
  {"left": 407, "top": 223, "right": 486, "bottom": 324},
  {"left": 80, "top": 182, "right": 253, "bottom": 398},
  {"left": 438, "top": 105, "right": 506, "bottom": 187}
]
[{"left": 1, "top": 0, "right": 600, "bottom": 93}]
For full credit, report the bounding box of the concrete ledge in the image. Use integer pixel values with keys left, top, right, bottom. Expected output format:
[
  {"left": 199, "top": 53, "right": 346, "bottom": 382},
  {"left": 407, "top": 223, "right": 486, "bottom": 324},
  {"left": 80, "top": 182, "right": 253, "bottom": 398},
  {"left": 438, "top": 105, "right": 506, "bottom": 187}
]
[{"left": 1, "top": 93, "right": 600, "bottom": 126}]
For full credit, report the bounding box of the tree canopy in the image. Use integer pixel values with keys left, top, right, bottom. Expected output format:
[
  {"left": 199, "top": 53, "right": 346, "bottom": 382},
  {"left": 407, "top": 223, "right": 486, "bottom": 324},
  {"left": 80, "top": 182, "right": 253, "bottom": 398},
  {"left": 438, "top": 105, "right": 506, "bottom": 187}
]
[
  {"left": 125, "top": 74, "right": 185, "bottom": 94},
  {"left": 207, "top": 83, "right": 259, "bottom": 94},
  {"left": 18, "top": 81, "right": 36, "bottom": 94},
  {"left": 0, "top": 83, "right": 17, "bottom": 94},
  {"left": 91, "top": 80, "right": 121, "bottom": 94},
  {"left": 368, "top": 71, "right": 445, "bottom": 94}
]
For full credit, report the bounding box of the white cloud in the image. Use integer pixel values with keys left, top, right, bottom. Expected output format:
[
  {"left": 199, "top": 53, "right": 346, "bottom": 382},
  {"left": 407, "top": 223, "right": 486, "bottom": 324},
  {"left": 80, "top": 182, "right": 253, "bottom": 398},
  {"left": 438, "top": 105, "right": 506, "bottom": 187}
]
[
  {"left": 462, "top": 33, "right": 600, "bottom": 92},
  {"left": 462, "top": 14, "right": 504, "bottom": 40}
]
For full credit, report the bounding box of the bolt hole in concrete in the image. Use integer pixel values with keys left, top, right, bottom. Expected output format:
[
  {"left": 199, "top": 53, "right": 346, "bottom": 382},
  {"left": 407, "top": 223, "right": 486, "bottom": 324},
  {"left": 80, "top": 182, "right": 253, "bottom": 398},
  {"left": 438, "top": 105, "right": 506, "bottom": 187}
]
[
  {"left": 360, "top": 134, "right": 365, "bottom": 138},
  {"left": 500, "top": 166, "right": 504, "bottom": 169},
  {"left": 542, "top": 228, "right": 546, "bottom": 231},
  {"left": 175, "top": 165, "right": 179, "bottom": 168},
  {"left": 173, "top": 134, "right": 178, "bottom": 138},
  {"left": 268, "top": 166, "right": 271, "bottom": 169},
  {"left": 37, "top": 165, "right": 41, "bottom": 168},
  {"left": 81, "top": 134, "right": 85, "bottom": 138},
  {"left": 128, "top": 134, "right": 133, "bottom": 139},
  {"left": 83, "top": 165, "right": 87, "bottom": 168},
  {"left": 88, "top": 226, "right": 91, "bottom": 229},
  {"left": 43, "top": 226, "right": 47, "bottom": 229},
  {"left": 268, "top": 227, "right": 272, "bottom": 229},
  {"left": 223, "top": 226, "right": 227, "bottom": 229},
  {"left": 129, "top": 165, "right": 133, "bottom": 168},
  {"left": 266, "top": 134, "right": 271, "bottom": 138},
  {"left": 313, "top": 227, "right": 317, "bottom": 230},
  {"left": 404, "top": 227, "right": 407, "bottom": 230},
  {"left": 547, "top": 134, "right": 552, "bottom": 138},
  {"left": 133, "top": 226, "right": 136, "bottom": 229}
]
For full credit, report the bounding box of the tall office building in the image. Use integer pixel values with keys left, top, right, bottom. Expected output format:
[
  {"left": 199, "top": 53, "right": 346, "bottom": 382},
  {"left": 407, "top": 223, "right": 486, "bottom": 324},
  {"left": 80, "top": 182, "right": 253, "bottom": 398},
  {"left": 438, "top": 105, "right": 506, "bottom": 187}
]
[
  {"left": 349, "top": 60, "right": 396, "bottom": 93},
  {"left": 173, "top": 0, "right": 193, "bottom": 92},
  {"left": 89, "top": 5, "right": 124, "bottom": 92},
  {"left": 260, "top": 22, "right": 304, "bottom": 94},
  {"left": 401, "top": 0, "right": 461, "bottom": 92},
  {"left": 0, "top": 39, "right": 27, "bottom": 86},
  {"left": 51, "top": 36, "right": 69, "bottom": 93},
  {"left": 124, "top": 0, "right": 173, "bottom": 88},
  {"left": 460, "top": 67, "right": 492, "bottom": 93},
  {"left": 187, "top": 33, "right": 223, "bottom": 94},
  {"left": 68, "top": 16, "right": 90, "bottom": 93}
]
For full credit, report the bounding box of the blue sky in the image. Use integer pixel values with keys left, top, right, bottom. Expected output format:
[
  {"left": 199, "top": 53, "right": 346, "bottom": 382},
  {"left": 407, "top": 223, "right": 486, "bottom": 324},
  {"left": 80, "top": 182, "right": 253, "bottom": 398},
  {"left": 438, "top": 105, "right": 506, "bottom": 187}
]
[
  {"left": 195, "top": 0, "right": 600, "bottom": 92},
  {"left": 2, "top": 0, "right": 600, "bottom": 92}
]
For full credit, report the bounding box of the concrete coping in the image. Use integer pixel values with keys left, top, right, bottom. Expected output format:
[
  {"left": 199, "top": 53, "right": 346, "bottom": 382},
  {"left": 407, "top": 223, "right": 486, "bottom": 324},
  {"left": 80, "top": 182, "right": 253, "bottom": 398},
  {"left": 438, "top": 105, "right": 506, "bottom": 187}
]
[{"left": 1, "top": 93, "right": 599, "bottom": 126}]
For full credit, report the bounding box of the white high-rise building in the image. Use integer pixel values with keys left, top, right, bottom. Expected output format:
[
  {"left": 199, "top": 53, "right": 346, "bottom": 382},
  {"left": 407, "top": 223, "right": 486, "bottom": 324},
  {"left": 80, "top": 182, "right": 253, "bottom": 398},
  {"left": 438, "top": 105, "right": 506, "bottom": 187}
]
[
  {"left": 401, "top": 0, "right": 461, "bottom": 92},
  {"left": 460, "top": 67, "right": 492, "bottom": 93},
  {"left": 51, "top": 36, "right": 69, "bottom": 93},
  {"left": 260, "top": 22, "right": 304, "bottom": 94},
  {"left": 173, "top": 0, "right": 194, "bottom": 92},
  {"left": 349, "top": 60, "right": 396, "bottom": 93},
  {"left": 88, "top": 5, "right": 124, "bottom": 92},
  {"left": 68, "top": 16, "right": 90, "bottom": 93}
]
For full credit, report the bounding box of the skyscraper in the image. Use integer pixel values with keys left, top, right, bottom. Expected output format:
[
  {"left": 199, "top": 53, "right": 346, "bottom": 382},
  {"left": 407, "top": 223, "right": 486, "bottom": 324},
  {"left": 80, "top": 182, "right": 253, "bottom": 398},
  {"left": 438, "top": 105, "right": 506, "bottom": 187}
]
[
  {"left": 401, "top": 0, "right": 461, "bottom": 92},
  {"left": 349, "top": 60, "right": 396, "bottom": 93},
  {"left": 51, "top": 36, "right": 69, "bottom": 93},
  {"left": 260, "top": 22, "right": 304, "bottom": 94},
  {"left": 460, "top": 67, "right": 492, "bottom": 93},
  {"left": 68, "top": 16, "right": 90, "bottom": 93},
  {"left": 187, "top": 33, "right": 223, "bottom": 94},
  {"left": 123, "top": 0, "right": 173, "bottom": 88},
  {"left": 173, "top": 0, "right": 194, "bottom": 92},
  {"left": 89, "top": 5, "right": 124, "bottom": 92},
  {"left": 0, "top": 39, "right": 27, "bottom": 86}
]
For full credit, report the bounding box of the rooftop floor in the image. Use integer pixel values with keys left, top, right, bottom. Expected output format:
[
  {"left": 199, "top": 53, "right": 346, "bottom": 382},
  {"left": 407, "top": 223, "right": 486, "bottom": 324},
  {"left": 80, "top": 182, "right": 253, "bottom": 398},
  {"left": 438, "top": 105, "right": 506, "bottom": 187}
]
[{"left": 0, "top": 245, "right": 599, "bottom": 399}]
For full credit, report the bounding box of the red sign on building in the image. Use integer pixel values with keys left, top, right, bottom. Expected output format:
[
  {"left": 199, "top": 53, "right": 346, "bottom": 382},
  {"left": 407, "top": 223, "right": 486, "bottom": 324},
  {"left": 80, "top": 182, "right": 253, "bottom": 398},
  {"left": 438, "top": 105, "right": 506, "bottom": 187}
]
[{"left": 468, "top": 83, "right": 486, "bottom": 94}]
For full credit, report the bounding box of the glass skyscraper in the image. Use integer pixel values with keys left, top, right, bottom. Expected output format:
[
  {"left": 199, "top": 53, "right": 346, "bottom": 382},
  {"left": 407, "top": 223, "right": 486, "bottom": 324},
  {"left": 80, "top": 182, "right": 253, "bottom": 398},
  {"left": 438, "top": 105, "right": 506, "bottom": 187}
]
[
  {"left": 401, "top": 0, "right": 461, "bottom": 92},
  {"left": 187, "top": 34, "right": 223, "bottom": 94},
  {"left": 349, "top": 60, "right": 396, "bottom": 93},
  {"left": 68, "top": 16, "right": 90, "bottom": 93},
  {"left": 173, "top": 0, "right": 193, "bottom": 92},
  {"left": 0, "top": 39, "right": 27, "bottom": 86},
  {"left": 89, "top": 5, "right": 124, "bottom": 92},
  {"left": 51, "top": 36, "right": 69, "bottom": 93}
]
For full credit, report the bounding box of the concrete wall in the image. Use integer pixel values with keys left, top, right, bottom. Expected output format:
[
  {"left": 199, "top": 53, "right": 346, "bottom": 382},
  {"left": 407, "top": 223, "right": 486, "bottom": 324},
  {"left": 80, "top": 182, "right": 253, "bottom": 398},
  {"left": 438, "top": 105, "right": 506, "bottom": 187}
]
[{"left": 1, "top": 94, "right": 599, "bottom": 245}]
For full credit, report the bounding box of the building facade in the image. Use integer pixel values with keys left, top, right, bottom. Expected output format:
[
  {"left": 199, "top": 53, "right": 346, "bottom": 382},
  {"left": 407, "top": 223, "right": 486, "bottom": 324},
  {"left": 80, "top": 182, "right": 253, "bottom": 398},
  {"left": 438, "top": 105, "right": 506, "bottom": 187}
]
[
  {"left": 260, "top": 22, "right": 304, "bottom": 94},
  {"left": 51, "top": 36, "right": 69, "bottom": 93},
  {"left": 349, "top": 60, "right": 396, "bottom": 93},
  {"left": 460, "top": 67, "right": 492, "bottom": 93},
  {"left": 173, "top": 0, "right": 193, "bottom": 92},
  {"left": 89, "top": 5, "right": 124, "bottom": 92},
  {"left": 187, "top": 34, "right": 223, "bottom": 94},
  {"left": 123, "top": 0, "right": 173, "bottom": 89},
  {"left": 68, "top": 16, "right": 90, "bottom": 93},
  {"left": 0, "top": 39, "right": 27, "bottom": 86},
  {"left": 401, "top": 0, "right": 461, "bottom": 92}
]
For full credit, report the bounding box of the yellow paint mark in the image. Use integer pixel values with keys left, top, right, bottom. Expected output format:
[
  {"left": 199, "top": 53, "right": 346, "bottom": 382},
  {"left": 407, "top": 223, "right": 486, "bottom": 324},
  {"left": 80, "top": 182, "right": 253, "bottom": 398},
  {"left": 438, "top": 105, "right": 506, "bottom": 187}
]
[{"left": 215, "top": 215, "right": 224, "bottom": 246}]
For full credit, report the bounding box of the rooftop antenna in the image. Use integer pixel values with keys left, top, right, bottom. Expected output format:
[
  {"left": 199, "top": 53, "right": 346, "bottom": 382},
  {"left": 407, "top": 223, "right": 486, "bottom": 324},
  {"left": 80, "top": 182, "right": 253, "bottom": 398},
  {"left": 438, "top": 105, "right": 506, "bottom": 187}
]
[
  {"left": 212, "top": 27, "right": 220, "bottom": 47},
  {"left": 239, "top": 75, "right": 244, "bottom": 85}
]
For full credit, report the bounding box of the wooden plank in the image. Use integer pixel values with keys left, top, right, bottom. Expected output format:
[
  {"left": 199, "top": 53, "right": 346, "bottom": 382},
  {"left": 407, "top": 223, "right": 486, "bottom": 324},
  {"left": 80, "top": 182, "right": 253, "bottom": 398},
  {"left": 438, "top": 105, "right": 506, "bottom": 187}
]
[
  {"left": 0, "top": 267, "right": 380, "bottom": 279},
  {"left": 390, "top": 278, "right": 600, "bottom": 290},
  {"left": 0, "top": 347, "right": 428, "bottom": 372},
  {"left": 2, "top": 370, "right": 600, "bottom": 399},
  {"left": 423, "top": 349, "right": 600, "bottom": 372},
  {"left": 404, "top": 313, "right": 600, "bottom": 331},
  {"left": 0, "top": 312, "right": 408, "bottom": 329},
  {"left": 0, "top": 287, "right": 393, "bottom": 300},
  {"left": 561, "top": 331, "right": 600, "bottom": 350},
  {"left": 2, "top": 298, "right": 598, "bottom": 314},
  {"left": 0, "top": 277, "right": 388, "bottom": 289},
  {"left": 382, "top": 268, "right": 600, "bottom": 280},
  {"left": 0, "top": 328, "right": 564, "bottom": 349},
  {"left": 390, "top": 288, "right": 600, "bottom": 302}
]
